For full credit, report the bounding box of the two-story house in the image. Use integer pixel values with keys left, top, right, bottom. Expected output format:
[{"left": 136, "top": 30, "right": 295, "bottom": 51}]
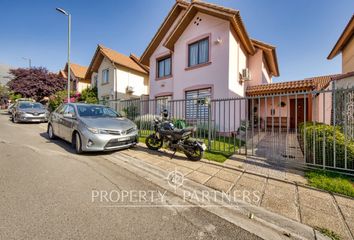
[
  {"left": 139, "top": 0, "right": 280, "bottom": 131},
  {"left": 59, "top": 63, "right": 91, "bottom": 93},
  {"left": 85, "top": 44, "right": 149, "bottom": 102},
  {"left": 328, "top": 14, "right": 354, "bottom": 88},
  {"left": 139, "top": 0, "right": 279, "bottom": 102}
]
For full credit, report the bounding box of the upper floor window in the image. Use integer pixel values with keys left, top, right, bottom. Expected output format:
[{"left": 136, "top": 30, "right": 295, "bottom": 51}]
[
  {"left": 188, "top": 38, "right": 209, "bottom": 67},
  {"left": 102, "top": 69, "right": 109, "bottom": 84},
  {"left": 157, "top": 56, "right": 171, "bottom": 78}
]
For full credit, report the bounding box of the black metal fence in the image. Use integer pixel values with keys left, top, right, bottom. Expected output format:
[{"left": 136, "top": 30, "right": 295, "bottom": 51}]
[{"left": 100, "top": 86, "right": 354, "bottom": 173}]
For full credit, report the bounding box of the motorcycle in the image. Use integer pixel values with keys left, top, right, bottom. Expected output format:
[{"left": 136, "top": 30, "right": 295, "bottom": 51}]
[{"left": 145, "top": 110, "right": 207, "bottom": 161}]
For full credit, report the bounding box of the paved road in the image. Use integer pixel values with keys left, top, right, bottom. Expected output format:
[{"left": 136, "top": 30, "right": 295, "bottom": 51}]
[{"left": 0, "top": 112, "right": 261, "bottom": 240}]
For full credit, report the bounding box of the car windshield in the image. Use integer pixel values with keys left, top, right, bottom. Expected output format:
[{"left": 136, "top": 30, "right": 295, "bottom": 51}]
[
  {"left": 19, "top": 102, "right": 43, "bottom": 109},
  {"left": 77, "top": 105, "right": 120, "bottom": 118}
]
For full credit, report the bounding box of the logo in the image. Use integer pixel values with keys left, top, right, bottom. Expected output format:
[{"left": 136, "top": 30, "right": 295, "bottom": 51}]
[{"left": 167, "top": 169, "right": 184, "bottom": 192}]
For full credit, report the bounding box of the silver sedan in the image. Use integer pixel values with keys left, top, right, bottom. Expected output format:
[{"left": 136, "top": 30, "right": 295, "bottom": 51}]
[
  {"left": 47, "top": 103, "right": 138, "bottom": 153},
  {"left": 12, "top": 101, "right": 49, "bottom": 123}
]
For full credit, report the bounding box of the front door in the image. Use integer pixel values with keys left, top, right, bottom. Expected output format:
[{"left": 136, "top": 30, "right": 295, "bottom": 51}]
[{"left": 290, "top": 98, "right": 305, "bottom": 129}]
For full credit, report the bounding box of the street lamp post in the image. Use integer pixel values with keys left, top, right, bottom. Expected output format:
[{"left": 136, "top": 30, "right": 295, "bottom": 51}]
[
  {"left": 22, "top": 57, "right": 32, "bottom": 68},
  {"left": 56, "top": 7, "right": 71, "bottom": 103}
]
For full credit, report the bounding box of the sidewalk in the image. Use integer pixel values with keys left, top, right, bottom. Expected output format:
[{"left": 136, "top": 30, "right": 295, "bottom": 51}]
[{"left": 118, "top": 145, "right": 354, "bottom": 240}]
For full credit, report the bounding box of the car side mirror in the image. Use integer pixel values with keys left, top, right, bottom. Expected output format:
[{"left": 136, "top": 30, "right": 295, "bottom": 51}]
[{"left": 63, "top": 113, "right": 75, "bottom": 119}]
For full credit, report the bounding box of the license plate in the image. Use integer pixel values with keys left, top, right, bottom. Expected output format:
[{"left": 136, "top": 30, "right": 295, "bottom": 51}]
[{"left": 201, "top": 143, "right": 207, "bottom": 151}]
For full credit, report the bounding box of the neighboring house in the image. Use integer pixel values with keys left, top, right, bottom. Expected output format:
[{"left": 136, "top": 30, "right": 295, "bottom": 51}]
[
  {"left": 139, "top": 0, "right": 279, "bottom": 101},
  {"left": 328, "top": 14, "right": 354, "bottom": 74},
  {"left": 59, "top": 63, "right": 91, "bottom": 93},
  {"left": 327, "top": 14, "right": 354, "bottom": 90},
  {"left": 85, "top": 44, "right": 149, "bottom": 101}
]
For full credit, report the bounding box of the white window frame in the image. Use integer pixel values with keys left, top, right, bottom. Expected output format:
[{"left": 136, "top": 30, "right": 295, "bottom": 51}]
[
  {"left": 102, "top": 69, "right": 109, "bottom": 85},
  {"left": 188, "top": 38, "right": 209, "bottom": 67}
]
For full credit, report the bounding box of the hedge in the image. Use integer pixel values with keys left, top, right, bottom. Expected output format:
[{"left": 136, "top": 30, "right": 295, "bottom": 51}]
[{"left": 299, "top": 122, "right": 354, "bottom": 170}]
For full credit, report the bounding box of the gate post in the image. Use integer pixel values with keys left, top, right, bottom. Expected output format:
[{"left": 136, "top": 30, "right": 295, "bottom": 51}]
[{"left": 207, "top": 98, "right": 211, "bottom": 150}]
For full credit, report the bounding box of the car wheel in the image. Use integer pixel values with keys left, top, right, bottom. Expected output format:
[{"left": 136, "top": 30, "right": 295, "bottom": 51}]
[
  {"left": 47, "top": 124, "right": 56, "bottom": 139},
  {"left": 74, "top": 132, "right": 83, "bottom": 154}
]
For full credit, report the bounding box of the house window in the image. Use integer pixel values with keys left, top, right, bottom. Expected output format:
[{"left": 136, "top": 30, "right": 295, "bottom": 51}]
[
  {"left": 102, "top": 69, "right": 109, "bottom": 84},
  {"left": 157, "top": 56, "right": 171, "bottom": 78},
  {"left": 185, "top": 88, "right": 211, "bottom": 120},
  {"left": 188, "top": 38, "right": 209, "bottom": 67}
]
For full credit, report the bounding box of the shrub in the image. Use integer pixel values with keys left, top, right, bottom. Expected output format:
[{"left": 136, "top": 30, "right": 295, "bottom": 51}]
[
  {"left": 299, "top": 122, "right": 354, "bottom": 170},
  {"left": 48, "top": 90, "right": 78, "bottom": 111},
  {"left": 192, "top": 122, "right": 219, "bottom": 138},
  {"left": 79, "top": 87, "right": 98, "bottom": 104},
  {"left": 134, "top": 114, "right": 160, "bottom": 131},
  {"left": 172, "top": 118, "right": 186, "bottom": 129},
  {"left": 122, "top": 104, "right": 139, "bottom": 120},
  {"left": 8, "top": 92, "right": 22, "bottom": 101}
]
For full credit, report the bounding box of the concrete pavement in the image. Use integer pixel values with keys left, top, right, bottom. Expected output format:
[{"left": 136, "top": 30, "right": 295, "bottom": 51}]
[{"left": 120, "top": 144, "right": 354, "bottom": 240}]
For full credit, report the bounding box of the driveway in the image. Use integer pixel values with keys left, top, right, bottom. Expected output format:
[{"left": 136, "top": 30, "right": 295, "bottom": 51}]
[{"left": 0, "top": 112, "right": 263, "bottom": 240}]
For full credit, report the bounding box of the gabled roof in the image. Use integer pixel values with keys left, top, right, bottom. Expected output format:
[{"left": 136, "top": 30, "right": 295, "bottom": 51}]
[
  {"left": 58, "top": 70, "right": 67, "bottom": 79},
  {"left": 139, "top": 0, "right": 189, "bottom": 65},
  {"left": 63, "top": 63, "right": 88, "bottom": 79},
  {"left": 139, "top": 0, "right": 279, "bottom": 77},
  {"left": 246, "top": 74, "right": 340, "bottom": 96},
  {"left": 251, "top": 39, "right": 279, "bottom": 77},
  {"left": 86, "top": 45, "right": 148, "bottom": 79},
  {"left": 130, "top": 53, "right": 150, "bottom": 73},
  {"left": 163, "top": 0, "right": 255, "bottom": 54},
  {"left": 328, "top": 14, "right": 354, "bottom": 60}
]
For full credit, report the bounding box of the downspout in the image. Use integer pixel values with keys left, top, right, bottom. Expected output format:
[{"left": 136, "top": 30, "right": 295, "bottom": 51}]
[{"left": 113, "top": 62, "right": 118, "bottom": 111}]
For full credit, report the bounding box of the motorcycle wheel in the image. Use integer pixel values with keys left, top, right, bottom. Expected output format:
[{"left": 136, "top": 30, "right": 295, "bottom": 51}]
[
  {"left": 145, "top": 134, "right": 163, "bottom": 150},
  {"left": 185, "top": 146, "right": 204, "bottom": 161}
]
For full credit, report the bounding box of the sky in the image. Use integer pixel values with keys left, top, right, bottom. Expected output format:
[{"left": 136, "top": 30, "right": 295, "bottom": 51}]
[{"left": 0, "top": 0, "right": 353, "bottom": 83}]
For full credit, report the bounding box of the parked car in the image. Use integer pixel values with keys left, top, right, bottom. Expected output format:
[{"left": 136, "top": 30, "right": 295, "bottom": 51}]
[
  {"left": 47, "top": 103, "right": 138, "bottom": 153},
  {"left": 12, "top": 101, "right": 49, "bottom": 123},
  {"left": 15, "top": 98, "right": 35, "bottom": 102},
  {"left": 8, "top": 98, "right": 35, "bottom": 114}
]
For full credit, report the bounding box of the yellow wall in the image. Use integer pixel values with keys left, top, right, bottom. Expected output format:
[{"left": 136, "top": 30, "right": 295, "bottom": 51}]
[{"left": 343, "top": 36, "right": 354, "bottom": 73}]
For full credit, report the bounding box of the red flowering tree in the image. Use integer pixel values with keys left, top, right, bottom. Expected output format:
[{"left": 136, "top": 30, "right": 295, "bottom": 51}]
[{"left": 7, "top": 67, "right": 66, "bottom": 101}]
